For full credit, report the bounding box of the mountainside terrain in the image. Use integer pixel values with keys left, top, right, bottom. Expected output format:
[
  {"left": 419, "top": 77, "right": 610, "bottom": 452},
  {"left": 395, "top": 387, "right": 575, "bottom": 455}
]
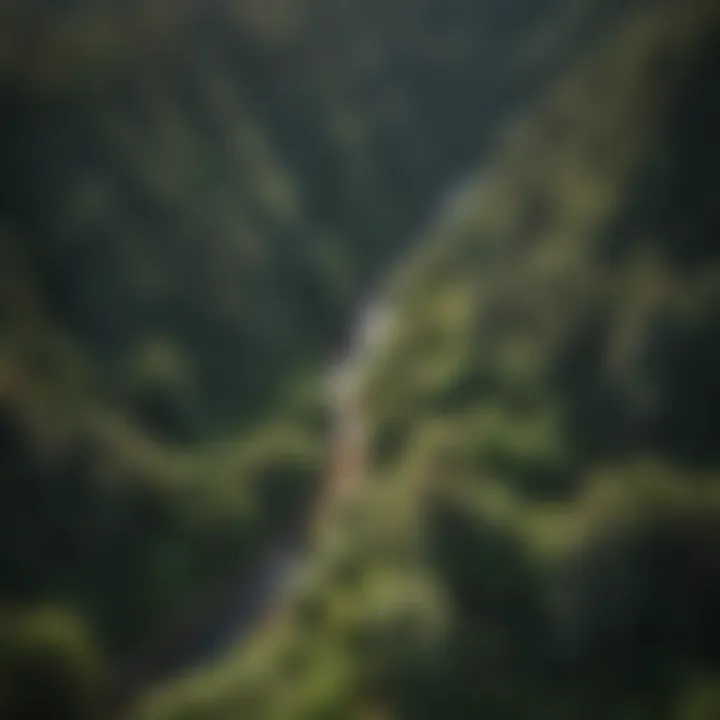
[
  {"left": 136, "top": 1, "right": 720, "bottom": 718},
  {"left": 0, "top": 0, "right": 655, "bottom": 716}
]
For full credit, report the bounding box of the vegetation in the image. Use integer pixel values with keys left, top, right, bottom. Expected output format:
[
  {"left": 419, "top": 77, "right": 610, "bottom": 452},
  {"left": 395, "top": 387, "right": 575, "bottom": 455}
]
[
  {"left": 2, "top": 0, "right": 720, "bottom": 717},
  {"left": 137, "top": 1, "right": 720, "bottom": 718},
  {"left": 0, "top": 605, "right": 103, "bottom": 720}
]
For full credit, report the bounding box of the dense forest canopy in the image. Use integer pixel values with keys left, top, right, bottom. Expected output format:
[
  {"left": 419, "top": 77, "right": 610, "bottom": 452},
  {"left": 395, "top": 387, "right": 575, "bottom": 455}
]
[{"left": 1, "top": 0, "right": 719, "bottom": 718}]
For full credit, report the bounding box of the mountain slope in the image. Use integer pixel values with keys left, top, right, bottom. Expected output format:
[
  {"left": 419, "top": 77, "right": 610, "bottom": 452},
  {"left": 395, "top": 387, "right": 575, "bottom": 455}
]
[
  {"left": 137, "top": 2, "right": 720, "bottom": 718},
  {"left": 0, "top": 0, "right": 650, "bottom": 716}
]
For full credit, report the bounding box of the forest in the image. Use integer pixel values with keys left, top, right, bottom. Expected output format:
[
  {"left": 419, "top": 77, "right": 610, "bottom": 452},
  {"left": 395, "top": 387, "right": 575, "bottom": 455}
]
[{"left": 1, "top": 0, "right": 719, "bottom": 718}]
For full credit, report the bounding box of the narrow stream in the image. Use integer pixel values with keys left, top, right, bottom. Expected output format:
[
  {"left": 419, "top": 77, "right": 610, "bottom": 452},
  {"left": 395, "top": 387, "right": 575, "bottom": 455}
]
[
  {"left": 111, "top": 277, "right": 398, "bottom": 713},
  {"left": 110, "top": 167, "right": 487, "bottom": 711}
]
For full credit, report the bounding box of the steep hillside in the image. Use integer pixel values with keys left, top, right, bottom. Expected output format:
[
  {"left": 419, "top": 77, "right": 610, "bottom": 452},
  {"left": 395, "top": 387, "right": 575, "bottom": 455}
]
[
  {"left": 0, "top": 0, "right": 648, "bottom": 716},
  {"left": 137, "top": 1, "right": 720, "bottom": 718}
]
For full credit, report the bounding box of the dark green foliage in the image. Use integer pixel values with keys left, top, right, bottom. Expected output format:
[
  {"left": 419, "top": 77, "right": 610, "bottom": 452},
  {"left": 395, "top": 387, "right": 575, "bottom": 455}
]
[{"left": 0, "top": 606, "right": 104, "bottom": 720}]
